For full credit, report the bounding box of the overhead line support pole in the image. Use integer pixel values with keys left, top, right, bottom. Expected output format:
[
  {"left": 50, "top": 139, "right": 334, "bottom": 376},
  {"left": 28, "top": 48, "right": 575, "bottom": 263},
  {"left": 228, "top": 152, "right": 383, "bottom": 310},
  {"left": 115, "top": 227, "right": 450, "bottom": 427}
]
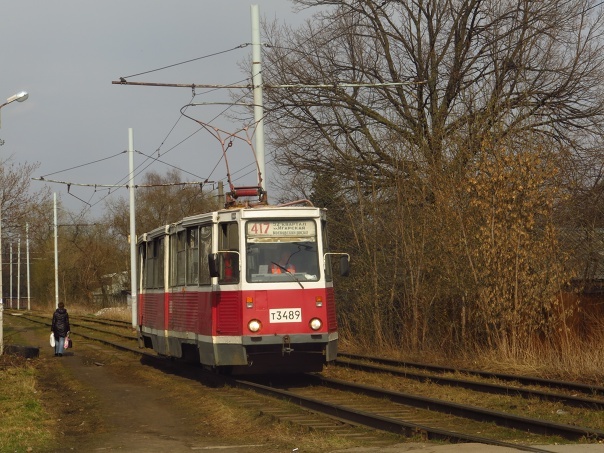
[
  {"left": 251, "top": 5, "right": 266, "bottom": 193},
  {"left": 129, "top": 129, "right": 137, "bottom": 330},
  {"left": 54, "top": 193, "right": 59, "bottom": 309},
  {"left": 0, "top": 209, "right": 3, "bottom": 355}
]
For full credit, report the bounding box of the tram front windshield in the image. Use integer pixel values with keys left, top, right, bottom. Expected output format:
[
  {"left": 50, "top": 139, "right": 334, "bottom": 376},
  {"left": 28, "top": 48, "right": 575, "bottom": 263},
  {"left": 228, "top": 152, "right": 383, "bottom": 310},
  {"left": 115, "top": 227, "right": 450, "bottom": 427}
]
[{"left": 246, "top": 219, "right": 320, "bottom": 282}]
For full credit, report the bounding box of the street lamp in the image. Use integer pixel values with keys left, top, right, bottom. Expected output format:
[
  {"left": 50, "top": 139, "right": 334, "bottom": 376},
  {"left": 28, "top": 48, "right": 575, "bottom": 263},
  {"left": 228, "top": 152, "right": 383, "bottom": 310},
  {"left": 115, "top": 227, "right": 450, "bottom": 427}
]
[
  {"left": 0, "top": 90, "right": 29, "bottom": 355},
  {"left": 0, "top": 91, "right": 29, "bottom": 129}
]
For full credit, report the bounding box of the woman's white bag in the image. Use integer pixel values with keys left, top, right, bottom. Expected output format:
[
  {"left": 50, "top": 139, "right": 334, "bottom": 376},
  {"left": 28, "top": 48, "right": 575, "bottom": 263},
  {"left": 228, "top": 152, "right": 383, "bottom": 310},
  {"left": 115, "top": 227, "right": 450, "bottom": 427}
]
[{"left": 49, "top": 333, "right": 55, "bottom": 347}]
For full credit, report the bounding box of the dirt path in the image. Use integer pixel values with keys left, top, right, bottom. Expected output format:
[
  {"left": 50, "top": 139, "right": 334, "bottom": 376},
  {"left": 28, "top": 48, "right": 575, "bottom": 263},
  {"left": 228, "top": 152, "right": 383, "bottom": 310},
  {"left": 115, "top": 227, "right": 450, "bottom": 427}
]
[{"left": 5, "top": 313, "right": 271, "bottom": 453}]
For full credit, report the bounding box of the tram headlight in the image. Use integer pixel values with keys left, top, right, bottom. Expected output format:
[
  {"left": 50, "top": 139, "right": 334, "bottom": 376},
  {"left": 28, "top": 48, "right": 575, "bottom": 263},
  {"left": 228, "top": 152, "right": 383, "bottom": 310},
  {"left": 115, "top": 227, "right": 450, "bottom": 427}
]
[
  {"left": 248, "top": 319, "right": 262, "bottom": 333},
  {"left": 309, "top": 318, "right": 322, "bottom": 331}
]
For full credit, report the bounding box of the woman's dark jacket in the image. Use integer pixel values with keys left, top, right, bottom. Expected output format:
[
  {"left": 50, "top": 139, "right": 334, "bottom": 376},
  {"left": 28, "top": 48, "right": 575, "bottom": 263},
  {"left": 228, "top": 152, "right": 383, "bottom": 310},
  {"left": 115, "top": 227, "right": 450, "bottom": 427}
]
[{"left": 51, "top": 308, "right": 70, "bottom": 338}]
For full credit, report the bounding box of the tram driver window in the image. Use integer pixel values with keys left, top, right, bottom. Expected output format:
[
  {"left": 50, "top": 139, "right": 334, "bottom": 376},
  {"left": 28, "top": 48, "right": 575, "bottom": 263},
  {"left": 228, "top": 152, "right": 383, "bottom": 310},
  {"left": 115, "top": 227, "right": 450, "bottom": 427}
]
[{"left": 245, "top": 220, "right": 320, "bottom": 283}]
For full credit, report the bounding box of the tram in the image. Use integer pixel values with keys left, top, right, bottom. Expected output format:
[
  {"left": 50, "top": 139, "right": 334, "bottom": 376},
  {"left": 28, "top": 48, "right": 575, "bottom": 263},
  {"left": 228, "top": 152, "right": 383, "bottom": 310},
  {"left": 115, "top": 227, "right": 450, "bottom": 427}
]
[{"left": 136, "top": 198, "right": 349, "bottom": 374}]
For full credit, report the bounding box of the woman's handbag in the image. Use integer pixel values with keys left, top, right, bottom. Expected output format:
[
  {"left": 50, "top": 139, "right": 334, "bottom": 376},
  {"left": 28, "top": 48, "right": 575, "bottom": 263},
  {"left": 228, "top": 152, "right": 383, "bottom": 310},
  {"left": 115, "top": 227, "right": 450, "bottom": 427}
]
[
  {"left": 64, "top": 336, "right": 70, "bottom": 349},
  {"left": 50, "top": 333, "right": 55, "bottom": 347}
]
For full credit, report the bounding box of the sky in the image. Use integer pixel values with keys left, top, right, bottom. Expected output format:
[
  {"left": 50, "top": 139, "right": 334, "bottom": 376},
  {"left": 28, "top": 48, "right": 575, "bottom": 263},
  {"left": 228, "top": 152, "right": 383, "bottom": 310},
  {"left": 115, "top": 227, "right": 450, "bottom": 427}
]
[{"left": 1, "top": 1, "right": 314, "bottom": 219}]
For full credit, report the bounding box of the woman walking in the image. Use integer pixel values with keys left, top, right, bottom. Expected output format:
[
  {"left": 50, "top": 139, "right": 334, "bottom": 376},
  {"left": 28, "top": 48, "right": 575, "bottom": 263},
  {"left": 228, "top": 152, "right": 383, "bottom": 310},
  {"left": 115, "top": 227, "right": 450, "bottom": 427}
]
[{"left": 51, "top": 302, "right": 70, "bottom": 357}]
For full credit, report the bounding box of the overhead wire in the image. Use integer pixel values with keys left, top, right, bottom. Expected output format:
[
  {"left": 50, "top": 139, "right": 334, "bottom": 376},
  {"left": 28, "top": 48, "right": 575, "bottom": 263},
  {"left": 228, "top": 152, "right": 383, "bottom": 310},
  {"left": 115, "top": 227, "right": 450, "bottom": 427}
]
[
  {"left": 45, "top": 43, "right": 257, "bottom": 215},
  {"left": 178, "top": 82, "right": 258, "bottom": 183},
  {"left": 45, "top": 8, "right": 349, "bottom": 214},
  {"left": 85, "top": 0, "right": 604, "bottom": 212},
  {"left": 39, "top": 151, "right": 127, "bottom": 178},
  {"left": 113, "top": 76, "right": 255, "bottom": 196},
  {"left": 119, "top": 44, "right": 250, "bottom": 80}
]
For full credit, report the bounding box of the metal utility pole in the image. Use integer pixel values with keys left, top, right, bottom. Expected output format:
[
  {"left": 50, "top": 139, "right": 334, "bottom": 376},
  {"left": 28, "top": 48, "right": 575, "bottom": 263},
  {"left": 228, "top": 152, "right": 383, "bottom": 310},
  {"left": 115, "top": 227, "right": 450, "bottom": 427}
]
[
  {"left": 9, "top": 243, "right": 12, "bottom": 308},
  {"left": 0, "top": 90, "right": 29, "bottom": 354},
  {"left": 17, "top": 237, "right": 20, "bottom": 310},
  {"left": 251, "top": 4, "right": 266, "bottom": 191},
  {"left": 128, "top": 128, "right": 137, "bottom": 329},
  {"left": 0, "top": 209, "right": 3, "bottom": 355},
  {"left": 26, "top": 223, "right": 30, "bottom": 311},
  {"left": 54, "top": 193, "right": 59, "bottom": 309}
]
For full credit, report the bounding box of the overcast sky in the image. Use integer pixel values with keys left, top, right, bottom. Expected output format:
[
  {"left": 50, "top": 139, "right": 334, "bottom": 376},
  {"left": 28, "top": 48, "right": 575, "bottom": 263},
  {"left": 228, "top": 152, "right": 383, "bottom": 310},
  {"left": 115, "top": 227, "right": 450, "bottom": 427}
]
[{"left": 1, "top": 1, "right": 313, "bottom": 218}]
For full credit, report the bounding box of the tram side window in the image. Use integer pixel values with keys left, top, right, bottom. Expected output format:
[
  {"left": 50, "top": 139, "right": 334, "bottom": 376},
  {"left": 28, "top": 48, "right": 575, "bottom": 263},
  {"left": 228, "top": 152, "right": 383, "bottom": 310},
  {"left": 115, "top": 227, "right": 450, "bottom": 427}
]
[
  {"left": 187, "top": 227, "right": 199, "bottom": 285},
  {"left": 140, "top": 244, "right": 148, "bottom": 289},
  {"left": 156, "top": 237, "right": 165, "bottom": 288},
  {"left": 172, "top": 230, "right": 187, "bottom": 286},
  {"left": 146, "top": 241, "right": 155, "bottom": 288},
  {"left": 218, "top": 222, "right": 239, "bottom": 284},
  {"left": 199, "top": 225, "right": 212, "bottom": 285},
  {"left": 142, "top": 237, "right": 164, "bottom": 289}
]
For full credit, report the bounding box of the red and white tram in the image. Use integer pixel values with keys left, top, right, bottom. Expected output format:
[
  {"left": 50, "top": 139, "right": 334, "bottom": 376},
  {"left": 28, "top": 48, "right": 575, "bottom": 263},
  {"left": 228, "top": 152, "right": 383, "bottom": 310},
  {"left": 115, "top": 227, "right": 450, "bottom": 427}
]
[{"left": 137, "top": 203, "right": 349, "bottom": 374}]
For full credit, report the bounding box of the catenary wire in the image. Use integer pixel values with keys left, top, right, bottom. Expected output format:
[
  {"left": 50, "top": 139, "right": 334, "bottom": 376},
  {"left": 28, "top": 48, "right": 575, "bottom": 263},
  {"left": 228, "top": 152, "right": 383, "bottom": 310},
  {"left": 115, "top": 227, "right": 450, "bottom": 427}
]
[
  {"left": 47, "top": 5, "right": 384, "bottom": 213},
  {"left": 120, "top": 44, "right": 250, "bottom": 79}
]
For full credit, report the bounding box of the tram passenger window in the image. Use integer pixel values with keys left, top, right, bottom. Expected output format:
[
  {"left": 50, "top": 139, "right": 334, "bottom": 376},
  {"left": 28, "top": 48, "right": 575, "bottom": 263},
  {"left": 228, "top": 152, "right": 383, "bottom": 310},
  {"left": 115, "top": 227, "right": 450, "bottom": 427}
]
[
  {"left": 140, "top": 244, "right": 148, "bottom": 289},
  {"left": 187, "top": 227, "right": 199, "bottom": 285},
  {"left": 142, "top": 237, "right": 164, "bottom": 289},
  {"left": 171, "top": 231, "right": 186, "bottom": 286},
  {"left": 220, "top": 222, "right": 239, "bottom": 250},
  {"left": 156, "top": 237, "right": 165, "bottom": 288},
  {"left": 199, "top": 225, "right": 212, "bottom": 285}
]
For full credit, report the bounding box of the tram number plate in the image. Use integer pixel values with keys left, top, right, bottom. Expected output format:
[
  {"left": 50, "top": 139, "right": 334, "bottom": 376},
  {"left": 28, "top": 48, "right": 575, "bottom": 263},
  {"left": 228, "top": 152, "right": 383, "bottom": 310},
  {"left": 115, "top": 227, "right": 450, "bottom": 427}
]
[{"left": 269, "top": 308, "right": 302, "bottom": 323}]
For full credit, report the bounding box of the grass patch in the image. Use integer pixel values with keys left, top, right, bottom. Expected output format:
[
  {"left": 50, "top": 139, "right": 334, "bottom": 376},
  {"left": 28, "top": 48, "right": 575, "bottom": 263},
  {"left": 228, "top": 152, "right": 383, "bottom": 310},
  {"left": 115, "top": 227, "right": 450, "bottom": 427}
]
[{"left": 0, "top": 355, "right": 54, "bottom": 453}]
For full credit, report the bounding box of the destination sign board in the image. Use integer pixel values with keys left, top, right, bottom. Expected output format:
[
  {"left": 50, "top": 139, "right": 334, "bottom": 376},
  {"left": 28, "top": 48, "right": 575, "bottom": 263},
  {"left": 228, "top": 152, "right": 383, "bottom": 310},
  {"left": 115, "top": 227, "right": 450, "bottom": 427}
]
[{"left": 246, "top": 220, "right": 316, "bottom": 238}]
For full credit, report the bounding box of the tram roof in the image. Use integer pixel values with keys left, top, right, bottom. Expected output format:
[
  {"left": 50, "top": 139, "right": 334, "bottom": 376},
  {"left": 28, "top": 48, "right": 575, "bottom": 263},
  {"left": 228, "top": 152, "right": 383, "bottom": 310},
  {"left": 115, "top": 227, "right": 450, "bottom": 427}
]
[{"left": 137, "top": 205, "right": 327, "bottom": 243}]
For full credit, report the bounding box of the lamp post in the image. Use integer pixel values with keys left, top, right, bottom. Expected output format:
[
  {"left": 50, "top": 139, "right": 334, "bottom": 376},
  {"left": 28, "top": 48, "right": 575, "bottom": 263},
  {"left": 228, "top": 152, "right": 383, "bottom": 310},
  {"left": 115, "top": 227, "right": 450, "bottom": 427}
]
[
  {"left": 0, "top": 91, "right": 29, "bottom": 129},
  {"left": 0, "top": 90, "right": 29, "bottom": 355}
]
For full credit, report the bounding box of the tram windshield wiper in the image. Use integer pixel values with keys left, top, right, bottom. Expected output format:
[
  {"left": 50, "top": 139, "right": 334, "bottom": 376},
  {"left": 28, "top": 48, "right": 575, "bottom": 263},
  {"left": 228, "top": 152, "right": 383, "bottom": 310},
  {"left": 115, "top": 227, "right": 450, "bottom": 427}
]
[{"left": 270, "top": 262, "right": 304, "bottom": 289}]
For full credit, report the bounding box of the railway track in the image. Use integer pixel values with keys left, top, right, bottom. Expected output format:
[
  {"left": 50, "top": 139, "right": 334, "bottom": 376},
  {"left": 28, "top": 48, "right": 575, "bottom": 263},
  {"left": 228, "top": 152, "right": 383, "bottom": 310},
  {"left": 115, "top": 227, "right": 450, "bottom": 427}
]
[
  {"left": 337, "top": 352, "right": 604, "bottom": 398},
  {"left": 12, "top": 310, "right": 604, "bottom": 452},
  {"left": 334, "top": 354, "right": 604, "bottom": 410}
]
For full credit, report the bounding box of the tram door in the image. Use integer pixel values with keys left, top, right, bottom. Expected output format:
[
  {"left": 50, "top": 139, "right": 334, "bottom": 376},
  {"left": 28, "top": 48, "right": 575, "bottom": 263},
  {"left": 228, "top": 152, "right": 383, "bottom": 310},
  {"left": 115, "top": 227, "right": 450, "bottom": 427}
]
[{"left": 216, "top": 222, "right": 241, "bottom": 335}]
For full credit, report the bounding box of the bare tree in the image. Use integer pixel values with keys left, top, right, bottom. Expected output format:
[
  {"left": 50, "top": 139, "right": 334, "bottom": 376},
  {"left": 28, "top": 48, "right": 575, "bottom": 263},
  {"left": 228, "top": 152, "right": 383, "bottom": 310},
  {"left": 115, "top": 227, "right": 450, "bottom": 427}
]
[
  {"left": 0, "top": 156, "right": 50, "bottom": 230},
  {"left": 106, "top": 169, "right": 219, "bottom": 239},
  {"left": 259, "top": 0, "right": 604, "bottom": 351},
  {"left": 264, "top": 0, "right": 604, "bottom": 179}
]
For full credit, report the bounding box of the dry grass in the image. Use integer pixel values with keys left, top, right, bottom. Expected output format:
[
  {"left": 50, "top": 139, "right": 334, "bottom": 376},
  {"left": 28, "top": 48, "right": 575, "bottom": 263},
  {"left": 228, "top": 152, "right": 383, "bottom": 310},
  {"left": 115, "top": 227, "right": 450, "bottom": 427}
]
[
  {"left": 33, "top": 301, "right": 133, "bottom": 323},
  {"left": 91, "top": 306, "right": 132, "bottom": 322},
  {"left": 0, "top": 355, "right": 54, "bottom": 453},
  {"left": 476, "top": 334, "right": 604, "bottom": 385},
  {"left": 344, "top": 326, "right": 604, "bottom": 386}
]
